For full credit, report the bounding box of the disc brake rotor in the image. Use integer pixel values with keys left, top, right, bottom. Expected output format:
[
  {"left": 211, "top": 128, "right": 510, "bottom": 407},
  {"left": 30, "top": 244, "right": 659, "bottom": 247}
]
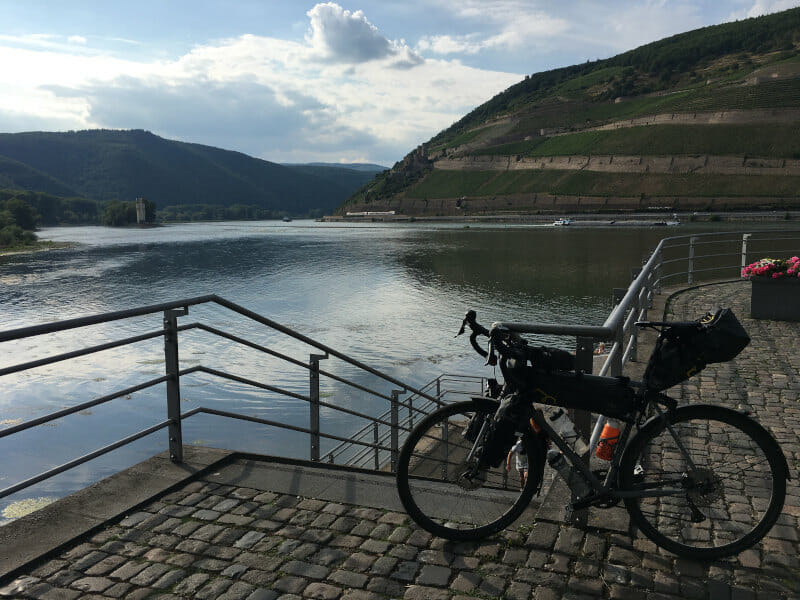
[{"left": 685, "top": 467, "right": 724, "bottom": 506}]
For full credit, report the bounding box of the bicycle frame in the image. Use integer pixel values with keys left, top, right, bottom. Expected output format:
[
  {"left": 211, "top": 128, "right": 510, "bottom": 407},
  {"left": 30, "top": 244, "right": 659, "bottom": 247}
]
[{"left": 528, "top": 396, "right": 695, "bottom": 503}]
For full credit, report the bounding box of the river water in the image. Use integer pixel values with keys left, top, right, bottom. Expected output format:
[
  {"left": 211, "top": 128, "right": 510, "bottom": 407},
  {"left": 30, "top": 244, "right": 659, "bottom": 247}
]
[{"left": 0, "top": 219, "right": 778, "bottom": 520}]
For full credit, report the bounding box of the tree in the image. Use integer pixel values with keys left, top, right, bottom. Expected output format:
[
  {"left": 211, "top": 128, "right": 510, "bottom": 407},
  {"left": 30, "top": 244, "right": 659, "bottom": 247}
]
[
  {"left": 4, "top": 197, "right": 40, "bottom": 230},
  {"left": 103, "top": 200, "right": 136, "bottom": 226}
]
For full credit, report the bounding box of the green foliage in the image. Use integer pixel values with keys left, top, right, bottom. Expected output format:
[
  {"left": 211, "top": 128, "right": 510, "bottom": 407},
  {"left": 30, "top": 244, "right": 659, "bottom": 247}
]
[
  {"left": 407, "top": 169, "right": 800, "bottom": 200},
  {"left": 102, "top": 200, "right": 136, "bottom": 226},
  {"left": 429, "top": 8, "right": 800, "bottom": 150},
  {"left": 0, "top": 189, "right": 103, "bottom": 225},
  {"left": 157, "top": 203, "right": 320, "bottom": 222},
  {"left": 0, "top": 195, "right": 39, "bottom": 247},
  {"left": 476, "top": 124, "right": 800, "bottom": 158},
  {"left": 2, "top": 197, "right": 40, "bottom": 230},
  {"left": 0, "top": 130, "right": 383, "bottom": 217}
]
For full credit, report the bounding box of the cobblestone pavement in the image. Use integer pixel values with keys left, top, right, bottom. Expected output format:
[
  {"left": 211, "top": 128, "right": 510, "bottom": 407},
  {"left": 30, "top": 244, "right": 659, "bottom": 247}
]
[{"left": 1, "top": 281, "right": 799, "bottom": 599}]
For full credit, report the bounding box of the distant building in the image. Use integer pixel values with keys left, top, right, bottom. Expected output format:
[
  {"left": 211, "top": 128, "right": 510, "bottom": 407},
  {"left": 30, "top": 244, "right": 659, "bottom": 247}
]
[{"left": 135, "top": 198, "right": 145, "bottom": 224}]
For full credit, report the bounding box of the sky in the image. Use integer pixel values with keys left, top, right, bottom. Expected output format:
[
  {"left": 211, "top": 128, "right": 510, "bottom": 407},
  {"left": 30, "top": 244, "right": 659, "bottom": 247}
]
[{"left": 0, "top": 1, "right": 798, "bottom": 167}]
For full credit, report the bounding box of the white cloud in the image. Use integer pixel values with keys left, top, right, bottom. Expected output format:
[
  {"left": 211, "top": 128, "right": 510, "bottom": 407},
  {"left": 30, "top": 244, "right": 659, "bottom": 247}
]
[
  {"left": 68, "top": 35, "right": 87, "bottom": 44},
  {"left": 742, "top": 0, "right": 800, "bottom": 17},
  {"left": 305, "top": 2, "right": 423, "bottom": 67},
  {"left": 420, "top": 0, "right": 570, "bottom": 54},
  {"left": 417, "top": 34, "right": 484, "bottom": 55},
  {"left": 0, "top": 4, "right": 520, "bottom": 165}
]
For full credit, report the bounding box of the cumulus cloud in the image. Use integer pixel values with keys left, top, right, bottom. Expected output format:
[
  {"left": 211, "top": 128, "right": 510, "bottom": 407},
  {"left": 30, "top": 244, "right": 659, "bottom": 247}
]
[{"left": 306, "top": 2, "right": 423, "bottom": 66}]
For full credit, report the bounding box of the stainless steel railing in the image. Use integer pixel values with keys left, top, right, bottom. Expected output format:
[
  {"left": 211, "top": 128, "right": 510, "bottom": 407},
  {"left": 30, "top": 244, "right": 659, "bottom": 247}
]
[
  {"left": 496, "top": 229, "right": 800, "bottom": 448},
  {"left": 322, "top": 374, "right": 487, "bottom": 470}
]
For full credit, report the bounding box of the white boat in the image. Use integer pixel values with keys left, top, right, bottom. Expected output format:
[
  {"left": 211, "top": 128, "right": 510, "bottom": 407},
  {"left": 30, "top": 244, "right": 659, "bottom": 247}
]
[
  {"left": 552, "top": 217, "right": 572, "bottom": 226},
  {"left": 282, "top": 216, "right": 292, "bottom": 222}
]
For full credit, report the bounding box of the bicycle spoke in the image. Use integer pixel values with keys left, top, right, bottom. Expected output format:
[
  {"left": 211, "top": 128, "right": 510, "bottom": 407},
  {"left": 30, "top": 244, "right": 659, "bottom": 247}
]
[
  {"left": 396, "top": 399, "right": 540, "bottom": 541},
  {"left": 621, "top": 405, "right": 786, "bottom": 559}
]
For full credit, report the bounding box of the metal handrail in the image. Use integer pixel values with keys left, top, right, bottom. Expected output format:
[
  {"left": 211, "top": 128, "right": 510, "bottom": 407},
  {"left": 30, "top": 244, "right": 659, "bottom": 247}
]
[
  {"left": 0, "top": 295, "right": 437, "bottom": 403},
  {"left": 322, "top": 373, "right": 486, "bottom": 469},
  {"left": 0, "top": 294, "right": 447, "bottom": 502},
  {"left": 496, "top": 229, "right": 800, "bottom": 450}
]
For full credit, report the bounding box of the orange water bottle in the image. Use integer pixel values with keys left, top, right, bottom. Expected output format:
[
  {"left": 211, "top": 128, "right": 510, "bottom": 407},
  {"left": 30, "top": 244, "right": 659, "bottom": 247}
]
[{"left": 594, "top": 419, "right": 621, "bottom": 461}]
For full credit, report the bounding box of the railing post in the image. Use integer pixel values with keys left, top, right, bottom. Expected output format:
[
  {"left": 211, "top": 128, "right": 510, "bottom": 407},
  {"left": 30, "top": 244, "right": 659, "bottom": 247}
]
[
  {"left": 688, "top": 236, "right": 697, "bottom": 285},
  {"left": 441, "top": 410, "right": 449, "bottom": 480},
  {"left": 573, "top": 336, "right": 594, "bottom": 442},
  {"left": 163, "top": 308, "right": 187, "bottom": 463},
  {"left": 309, "top": 353, "right": 328, "bottom": 462},
  {"left": 374, "top": 422, "right": 380, "bottom": 470},
  {"left": 741, "top": 233, "right": 751, "bottom": 272},
  {"left": 571, "top": 336, "right": 594, "bottom": 527},
  {"left": 655, "top": 246, "right": 663, "bottom": 295},
  {"left": 390, "top": 389, "right": 404, "bottom": 472},
  {"left": 611, "top": 289, "right": 626, "bottom": 373}
]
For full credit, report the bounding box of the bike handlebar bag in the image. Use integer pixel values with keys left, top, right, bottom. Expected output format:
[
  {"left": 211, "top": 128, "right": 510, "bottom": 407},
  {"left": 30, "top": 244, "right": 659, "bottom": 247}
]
[{"left": 643, "top": 307, "right": 750, "bottom": 391}]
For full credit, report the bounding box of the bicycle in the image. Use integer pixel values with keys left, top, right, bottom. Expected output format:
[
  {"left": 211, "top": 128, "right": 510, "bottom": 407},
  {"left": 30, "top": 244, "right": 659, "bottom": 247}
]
[{"left": 395, "top": 309, "right": 789, "bottom": 559}]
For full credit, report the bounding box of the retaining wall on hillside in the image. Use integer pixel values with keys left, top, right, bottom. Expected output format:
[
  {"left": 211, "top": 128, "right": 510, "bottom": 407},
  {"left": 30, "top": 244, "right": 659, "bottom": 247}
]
[
  {"left": 435, "top": 154, "right": 800, "bottom": 176},
  {"left": 343, "top": 193, "right": 800, "bottom": 217}
]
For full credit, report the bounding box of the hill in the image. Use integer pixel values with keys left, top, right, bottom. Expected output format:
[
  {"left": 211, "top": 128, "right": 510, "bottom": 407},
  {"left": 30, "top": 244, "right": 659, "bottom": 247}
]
[
  {"left": 0, "top": 130, "right": 382, "bottom": 218},
  {"left": 282, "top": 163, "right": 385, "bottom": 192},
  {"left": 341, "top": 7, "right": 800, "bottom": 217}
]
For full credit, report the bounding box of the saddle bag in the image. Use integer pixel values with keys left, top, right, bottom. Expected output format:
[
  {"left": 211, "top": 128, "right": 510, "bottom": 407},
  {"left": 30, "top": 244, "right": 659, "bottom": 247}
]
[{"left": 643, "top": 308, "right": 750, "bottom": 391}]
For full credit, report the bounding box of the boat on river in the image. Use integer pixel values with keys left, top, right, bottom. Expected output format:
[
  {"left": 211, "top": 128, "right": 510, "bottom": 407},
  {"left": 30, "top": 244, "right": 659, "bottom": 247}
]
[{"left": 552, "top": 217, "right": 572, "bottom": 226}]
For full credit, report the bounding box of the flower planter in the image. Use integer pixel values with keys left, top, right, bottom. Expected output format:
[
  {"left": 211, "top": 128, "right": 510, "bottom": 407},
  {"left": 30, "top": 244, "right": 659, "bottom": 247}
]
[{"left": 750, "top": 277, "right": 800, "bottom": 321}]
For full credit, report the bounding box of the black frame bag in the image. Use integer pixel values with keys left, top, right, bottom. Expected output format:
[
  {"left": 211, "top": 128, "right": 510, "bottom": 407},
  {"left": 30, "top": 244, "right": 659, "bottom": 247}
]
[{"left": 643, "top": 308, "right": 750, "bottom": 391}]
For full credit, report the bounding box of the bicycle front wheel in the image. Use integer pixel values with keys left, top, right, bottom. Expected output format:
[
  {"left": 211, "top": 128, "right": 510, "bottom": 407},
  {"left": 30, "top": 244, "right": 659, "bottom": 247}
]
[
  {"left": 396, "top": 398, "right": 539, "bottom": 541},
  {"left": 619, "top": 404, "right": 787, "bottom": 559}
]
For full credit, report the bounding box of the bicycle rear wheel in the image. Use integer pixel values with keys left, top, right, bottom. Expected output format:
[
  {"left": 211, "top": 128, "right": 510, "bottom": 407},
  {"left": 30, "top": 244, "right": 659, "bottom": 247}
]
[
  {"left": 396, "top": 398, "right": 539, "bottom": 541},
  {"left": 619, "top": 404, "right": 787, "bottom": 559}
]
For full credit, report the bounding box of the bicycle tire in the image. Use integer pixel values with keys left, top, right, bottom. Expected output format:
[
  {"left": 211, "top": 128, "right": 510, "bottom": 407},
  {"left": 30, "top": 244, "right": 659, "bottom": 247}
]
[
  {"left": 396, "top": 398, "right": 540, "bottom": 541},
  {"left": 619, "top": 404, "right": 787, "bottom": 559}
]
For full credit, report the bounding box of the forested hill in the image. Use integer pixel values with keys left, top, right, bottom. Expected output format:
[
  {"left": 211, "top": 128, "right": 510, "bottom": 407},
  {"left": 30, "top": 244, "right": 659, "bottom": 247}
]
[
  {"left": 342, "top": 7, "right": 800, "bottom": 217},
  {"left": 0, "top": 130, "right": 382, "bottom": 217}
]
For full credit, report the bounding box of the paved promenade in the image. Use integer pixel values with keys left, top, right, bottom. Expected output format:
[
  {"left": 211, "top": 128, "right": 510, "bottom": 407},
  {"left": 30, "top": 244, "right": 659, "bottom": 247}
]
[{"left": 1, "top": 280, "right": 799, "bottom": 599}]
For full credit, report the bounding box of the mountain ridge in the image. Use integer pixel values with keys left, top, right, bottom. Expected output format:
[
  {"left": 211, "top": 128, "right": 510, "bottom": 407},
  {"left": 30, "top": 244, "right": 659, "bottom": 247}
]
[{"left": 0, "top": 129, "right": 382, "bottom": 217}]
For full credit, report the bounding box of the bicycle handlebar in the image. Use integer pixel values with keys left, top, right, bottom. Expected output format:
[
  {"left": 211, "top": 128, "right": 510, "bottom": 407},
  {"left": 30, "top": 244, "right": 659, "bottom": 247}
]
[{"left": 457, "top": 310, "right": 491, "bottom": 358}]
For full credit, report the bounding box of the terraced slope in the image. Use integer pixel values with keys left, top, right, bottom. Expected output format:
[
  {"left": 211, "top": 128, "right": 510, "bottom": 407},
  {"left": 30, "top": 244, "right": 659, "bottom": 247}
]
[{"left": 340, "top": 8, "right": 800, "bottom": 217}]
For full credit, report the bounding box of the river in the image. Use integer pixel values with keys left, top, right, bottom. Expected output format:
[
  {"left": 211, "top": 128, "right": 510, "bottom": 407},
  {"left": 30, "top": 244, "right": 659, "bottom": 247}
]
[{"left": 0, "top": 219, "right": 782, "bottom": 521}]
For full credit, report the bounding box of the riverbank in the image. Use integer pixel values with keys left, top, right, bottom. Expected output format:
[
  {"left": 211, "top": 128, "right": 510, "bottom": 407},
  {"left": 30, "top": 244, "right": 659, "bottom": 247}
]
[
  {"left": 0, "top": 241, "right": 76, "bottom": 259},
  {"left": 321, "top": 210, "right": 800, "bottom": 224}
]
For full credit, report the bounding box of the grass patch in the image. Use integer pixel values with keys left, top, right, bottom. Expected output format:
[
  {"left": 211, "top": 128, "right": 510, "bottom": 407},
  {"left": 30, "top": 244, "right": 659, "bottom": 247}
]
[
  {"left": 474, "top": 123, "right": 800, "bottom": 158},
  {"left": 408, "top": 169, "right": 800, "bottom": 199}
]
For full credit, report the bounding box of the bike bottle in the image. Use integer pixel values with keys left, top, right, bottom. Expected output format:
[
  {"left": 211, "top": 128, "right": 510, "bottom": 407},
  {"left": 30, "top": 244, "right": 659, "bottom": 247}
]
[
  {"left": 594, "top": 419, "right": 621, "bottom": 461},
  {"left": 546, "top": 449, "right": 590, "bottom": 499},
  {"left": 547, "top": 408, "right": 589, "bottom": 456}
]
